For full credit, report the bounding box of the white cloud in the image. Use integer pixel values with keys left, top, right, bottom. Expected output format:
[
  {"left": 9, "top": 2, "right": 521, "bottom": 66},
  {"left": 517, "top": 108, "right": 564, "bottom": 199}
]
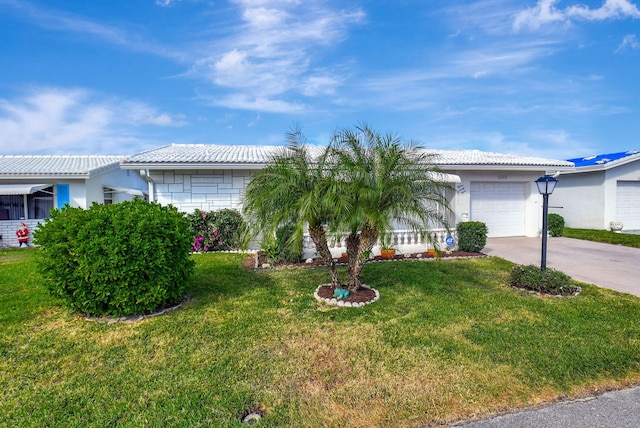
[
  {"left": 441, "top": 0, "right": 522, "bottom": 35},
  {"left": 141, "top": 113, "right": 188, "bottom": 127},
  {"left": 513, "top": 0, "right": 571, "bottom": 31},
  {"left": 567, "top": 0, "right": 640, "bottom": 21},
  {"left": 210, "top": 93, "right": 305, "bottom": 113},
  {"left": 2, "top": 0, "right": 185, "bottom": 60},
  {"left": 0, "top": 87, "right": 186, "bottom": 154},
  {"left": 616, "top": 34, "right": 640, "bottom": 52},
  {"left": 3, "top": 1, "right": 363, "bottom": 114},
  {"left": 241, "top": 6, "right": 289, "bottom": 28},
  {"left": 301, "top": 75, "right": 341, "bottom": 96},
  {"left": 452, "top": 40, "right": 558, "bottom": 78},
  {"left": 155, "top": 0, "right": 201, "bottom": 8},
  {"left": 189, "top": 1, "right": 365, "bottom": 112},
  {"left": 514, "top": 0, "right": 640, "bottom": 31},
  {"left": 431, "top": 129, "right": 595, "bottom": 160}
]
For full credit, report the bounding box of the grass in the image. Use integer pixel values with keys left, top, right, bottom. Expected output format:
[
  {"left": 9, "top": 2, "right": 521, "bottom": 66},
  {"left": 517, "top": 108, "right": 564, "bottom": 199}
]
[
  {"left": 564, "top": 228, "right": 640, "bottom": 248},
  {"left": 1, "top": 249, "right": 640, "bottom": 427}
]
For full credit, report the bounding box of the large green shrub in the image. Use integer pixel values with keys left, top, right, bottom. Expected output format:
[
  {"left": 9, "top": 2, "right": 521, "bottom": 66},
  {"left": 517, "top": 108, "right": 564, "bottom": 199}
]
[
  {"left": 187, "top": 208, "right": 245, "bottom": 252},
  {"left": 510, "top": 264, "right": 578, "bottom": 295},
  {"left": 456, "top": 221, "right": 488, "bottom": 252},
  {"left": 33, "top": 199, "right": 195, "bottom": 317},
  {"left": 548, "top": 213, "right": 565, "bottom": 237}
]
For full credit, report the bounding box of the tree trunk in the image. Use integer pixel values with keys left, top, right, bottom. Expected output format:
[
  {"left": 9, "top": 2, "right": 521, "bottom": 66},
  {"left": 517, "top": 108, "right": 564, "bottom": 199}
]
[
  {"left": 345, "top": 224, "right": 378, "bottom": 292},
  {"left": 309, "top": 224, "right": 341, "bottom": 287}
]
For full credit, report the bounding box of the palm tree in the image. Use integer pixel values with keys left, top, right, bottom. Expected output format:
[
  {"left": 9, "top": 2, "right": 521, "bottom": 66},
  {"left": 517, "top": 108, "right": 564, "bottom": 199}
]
[
  {"left": 330, "top": 124, "right": 453, "bottom": 292},
  {"left": 242, "top": 127, "right": 345, "bottom": 287}
]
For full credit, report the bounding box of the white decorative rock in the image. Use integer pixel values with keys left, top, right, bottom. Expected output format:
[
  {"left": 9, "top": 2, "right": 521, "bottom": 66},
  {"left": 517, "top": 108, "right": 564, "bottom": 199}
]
[
  {"left": 262, "top": 263, "right": 271, "bottom": 268},
  {"left": 305, "top": 258, "right": 314, "bottom": 264},
  {"left": 337, "top": 300, "right": 345, "bottom": 307},
  {"left": 610, "top": 221, "right": 624, "bottom": 232}
]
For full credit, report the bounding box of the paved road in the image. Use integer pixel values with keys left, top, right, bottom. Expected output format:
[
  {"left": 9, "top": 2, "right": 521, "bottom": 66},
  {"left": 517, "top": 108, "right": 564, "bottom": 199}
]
[
  {"left": 449, "top": 237, "right": 640, "bottom": 427},
  {"left": 483, "top": 236, "right": 640, "bottom": 297},
  {"left": 452, "top": 386, "right": 640, "bottom": 428}
]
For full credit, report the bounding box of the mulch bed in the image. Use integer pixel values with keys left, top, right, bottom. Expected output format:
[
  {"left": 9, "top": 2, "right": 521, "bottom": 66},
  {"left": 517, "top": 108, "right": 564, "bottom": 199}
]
[
  {"left": 249, "top": 250, "right": 485, "bottom": 269},
  {"left": 315, "top": 284, "right": 377, "bottom": 304}
]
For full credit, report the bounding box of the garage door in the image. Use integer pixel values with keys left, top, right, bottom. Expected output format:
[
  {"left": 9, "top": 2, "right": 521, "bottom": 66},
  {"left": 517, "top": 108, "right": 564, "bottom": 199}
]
[
  {"left": 470, "top": 182, "right": 526, "bottom": 237},
  {"left": 616, "top": 181, "right": 640, "bottom": 230}
]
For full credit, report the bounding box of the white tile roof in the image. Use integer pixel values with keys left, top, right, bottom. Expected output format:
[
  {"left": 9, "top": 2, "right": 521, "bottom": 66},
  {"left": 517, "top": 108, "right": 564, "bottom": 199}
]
[
  {"left": 123, "top": 144, "right": 288, "bottom": 166},
  {"left": 0, "top": 155, "right": 124, "bottom": 177},
  {"left": 123, "top": 144, "right": 574, "bottom": 168},
  {"left": 428, "top": 149, "right": 574, "bottom": 167}
]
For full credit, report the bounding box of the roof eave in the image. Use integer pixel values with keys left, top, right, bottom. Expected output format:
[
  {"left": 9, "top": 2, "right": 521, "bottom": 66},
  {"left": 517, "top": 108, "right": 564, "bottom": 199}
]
[
  {"left": 438, "top": 164, "right": 574, "bottom": 172},
  {"left": 566, "top": 154, "right": 640, "bottom": 173},
  {"left": 0, "top": 174, "right": 91, "bottom": 180},
  {"left": 121, "top": 162, "right": 267, "bottom": 170}
]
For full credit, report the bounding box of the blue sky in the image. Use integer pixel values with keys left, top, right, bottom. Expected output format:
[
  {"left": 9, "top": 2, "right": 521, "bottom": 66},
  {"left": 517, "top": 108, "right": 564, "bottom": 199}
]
[{"left": 1, "top": 0, "right": 639, "bottom": 160}]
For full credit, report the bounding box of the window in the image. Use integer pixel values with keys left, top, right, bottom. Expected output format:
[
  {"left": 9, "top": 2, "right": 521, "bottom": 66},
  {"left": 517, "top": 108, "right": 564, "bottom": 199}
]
[
  {"left": 103, "top": 186, "right": 146, "bottom": 204},
  {"left": 0, "top": 186, "right": 54, "bottom": 220},
  {"left": 0, "top": 195, "right": 22, "bottom": 220},
  {"left": 28, "top": 188, "right": 54, "bottom": 219},
  {"left": 103, "top": 187, "right": 114, "bottom": 205}
]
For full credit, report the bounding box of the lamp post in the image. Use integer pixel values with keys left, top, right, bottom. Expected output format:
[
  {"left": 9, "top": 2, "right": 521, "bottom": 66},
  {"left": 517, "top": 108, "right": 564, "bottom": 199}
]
[{"left": 535, "top": 175, "right": 558, "bottom": 271}]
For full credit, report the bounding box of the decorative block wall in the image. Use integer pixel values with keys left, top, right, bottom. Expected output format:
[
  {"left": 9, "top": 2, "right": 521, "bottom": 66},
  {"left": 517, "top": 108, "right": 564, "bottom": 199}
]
[{"left": 149, "top": 169, "right": 255, "bottom": 213}]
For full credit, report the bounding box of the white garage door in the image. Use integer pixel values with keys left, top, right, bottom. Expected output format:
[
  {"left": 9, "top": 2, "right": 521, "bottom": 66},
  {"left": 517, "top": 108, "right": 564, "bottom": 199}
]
[
  {"left": 616, "top": 181, "right": 640, "bottom": 230},
  {"left": 470, "top": 182, "right": 526, "bottom": 237}
]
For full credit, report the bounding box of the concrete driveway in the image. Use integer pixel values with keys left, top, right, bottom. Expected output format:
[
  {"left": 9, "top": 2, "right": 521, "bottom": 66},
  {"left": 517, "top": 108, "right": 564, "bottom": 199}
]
[{"left": 483, "top": 237, "right": 640, "bottom": 297}]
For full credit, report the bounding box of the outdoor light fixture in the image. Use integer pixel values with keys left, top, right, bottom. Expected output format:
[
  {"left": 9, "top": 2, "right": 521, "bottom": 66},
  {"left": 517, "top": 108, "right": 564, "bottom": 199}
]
[{"left": 535, "top": 174, "right": 558, "bottom": 271}]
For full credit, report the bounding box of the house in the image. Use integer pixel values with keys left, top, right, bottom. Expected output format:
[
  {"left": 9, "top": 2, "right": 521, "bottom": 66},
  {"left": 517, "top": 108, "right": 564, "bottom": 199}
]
[
  {"left": 0, "top": 155, "right": 148, "bottom": 247},
  {"left": 550, "top": 150, "right": 640, "bottom": 232},
  {"left": 121, "top": 144, "right": 574, "bottom": 243}
]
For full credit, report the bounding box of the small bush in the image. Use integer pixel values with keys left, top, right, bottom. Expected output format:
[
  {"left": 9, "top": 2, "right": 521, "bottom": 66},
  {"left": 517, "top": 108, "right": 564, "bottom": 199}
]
[
  {"left": 456, "top": 221, "right": 488, "bottom": 252},
  {"left": 510, "top": 264, "right": 579, "bottom": 295},
  {"left": 33, "top": 199, "right": 195, "bottom": 317},
  {"left": 259, "top": 225, "right": 303, "bottom": 264},
  {"left": 548, "top": 213, "right": 565, "bottom": 237},
  {"left": 187, "top": 209, "right": 245, "bottom": 251}
]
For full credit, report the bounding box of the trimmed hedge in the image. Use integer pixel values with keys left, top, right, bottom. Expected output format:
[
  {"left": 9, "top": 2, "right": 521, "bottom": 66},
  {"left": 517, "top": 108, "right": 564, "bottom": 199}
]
[
  {"left": 548, "top": 213, "right": 565, "bottom": 237},
  {"left": 33, "top": 199, "right": 195, "bottom": 317},
  {"left": 457, "top": 221, "right": 488, "bottom": 252},
  {"left": 510, "top": 264, "right": 578, "bottom": 295}
]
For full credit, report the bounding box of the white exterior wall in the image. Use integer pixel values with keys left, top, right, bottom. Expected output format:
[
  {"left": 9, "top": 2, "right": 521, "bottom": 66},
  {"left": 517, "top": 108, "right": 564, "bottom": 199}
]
[
  {"left": 448, "top": 170, "right": 548, "bottom": 237},
  {"left": 605, "top": 160, "right": 640, "bottom": 228},
  {"left": 0, "top": 169, "right": 148, "bottom": 247},
  {"left": 551, "top": 159, "right": 640, "bottom": 230},
  {"left": 148, "top": 169, "right": 256, "bottom": 213},
  {"left": 85, "top": 168, "right": 148, "bottom": 206},
  {"left": 550, "top": 172, "right": 605, "bottom": 229}
]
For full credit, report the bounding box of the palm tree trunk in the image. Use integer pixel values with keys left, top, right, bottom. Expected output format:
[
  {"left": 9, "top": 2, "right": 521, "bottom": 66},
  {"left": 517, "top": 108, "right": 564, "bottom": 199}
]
[
  {"left": 309, "top": 224, "right": 341, "bottom": 287},
  {"left": 345, "top": 225, "right": 378, "bottom": 292}
]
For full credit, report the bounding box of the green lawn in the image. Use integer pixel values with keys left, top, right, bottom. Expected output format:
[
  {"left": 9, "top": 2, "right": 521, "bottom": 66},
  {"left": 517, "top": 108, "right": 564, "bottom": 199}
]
[
  {"left": 564, "top": 228, "right": 640, "bottom": 248},
  {"left": 1, "top": 249, "right": 640, "bottom": 427}
]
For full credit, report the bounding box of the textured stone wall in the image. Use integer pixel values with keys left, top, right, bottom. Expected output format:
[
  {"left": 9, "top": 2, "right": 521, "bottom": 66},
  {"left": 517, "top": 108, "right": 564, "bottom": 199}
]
[{"left": 149, "top": 169, "right": 255, "bottom": 213}]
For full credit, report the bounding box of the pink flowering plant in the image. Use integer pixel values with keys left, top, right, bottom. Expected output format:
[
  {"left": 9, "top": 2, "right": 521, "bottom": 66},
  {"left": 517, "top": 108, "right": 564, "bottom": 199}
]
[{"left": 187, "top": 208, "right": 245, "bottom": 252}]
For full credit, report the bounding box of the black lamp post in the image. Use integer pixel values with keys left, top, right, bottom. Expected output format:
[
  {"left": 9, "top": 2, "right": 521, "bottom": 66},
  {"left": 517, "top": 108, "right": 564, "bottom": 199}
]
[{"left": 535, "top": 175, "right": 558, "bottom": 271}]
